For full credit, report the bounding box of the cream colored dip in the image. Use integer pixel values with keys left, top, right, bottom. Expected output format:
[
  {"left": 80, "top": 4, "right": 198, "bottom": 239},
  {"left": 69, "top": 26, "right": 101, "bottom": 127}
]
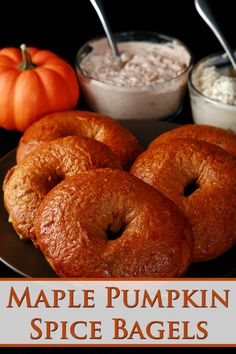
[
  {"left": 77, "top": 37, "right": 191, "bottom": 120},
  {"left": 80, "top": 40, "right": 189, "bottom": 88},
  {"left": 190, "top": 58, "right": 236, "bottom": 131},
  {"left": 195, "top": 66, "right": 236, "bottom": 105}
]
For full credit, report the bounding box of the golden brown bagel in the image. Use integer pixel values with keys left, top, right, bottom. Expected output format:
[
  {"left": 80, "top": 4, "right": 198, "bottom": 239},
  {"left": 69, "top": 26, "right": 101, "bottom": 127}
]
[
  {"left": 3, "top": 136, "right": 121, "bottom": 244},
  {"left": 149, "top": 124, "right": 236, "bottom": 157},
  {"left": 131, "top": 138, "right": 236, "bottom": 262},
  {"left": 35, "top": 169, "right": 193, "bottom": 278},
  {"left": 16, "top": 110, "right": 142, "bottom": 169}
]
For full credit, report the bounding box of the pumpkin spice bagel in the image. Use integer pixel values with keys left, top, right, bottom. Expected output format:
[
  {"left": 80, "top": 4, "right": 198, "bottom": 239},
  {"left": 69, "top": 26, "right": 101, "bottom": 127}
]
[
  {"left": 35, "top": 169, "right": 193, "bottom": 278},
  {"left": 131, "top": 138, "right": 236, "bottom": 262},
  {"left": 149, "top": 124, "right": 236, "bottom": 157},
  {"left": 3, "top": 136, "right": 121, "bottom": 244},
  {"left": 16, "top": 110, "right": 142, "bottom": 169}
]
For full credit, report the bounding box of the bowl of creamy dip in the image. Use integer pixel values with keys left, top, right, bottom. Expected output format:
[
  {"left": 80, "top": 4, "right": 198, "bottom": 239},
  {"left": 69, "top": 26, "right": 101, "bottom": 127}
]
[
  {"left": 189, "top": 52, "right": 236, "bottom": 132},
  {"left": 76, "top": 32, "right": 192, "bottom": 120}
]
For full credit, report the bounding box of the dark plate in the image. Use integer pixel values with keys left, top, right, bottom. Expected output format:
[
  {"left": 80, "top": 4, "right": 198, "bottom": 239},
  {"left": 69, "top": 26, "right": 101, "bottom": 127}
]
[{"left": 0, "top": 120, "right": 235, "bottom": 278}]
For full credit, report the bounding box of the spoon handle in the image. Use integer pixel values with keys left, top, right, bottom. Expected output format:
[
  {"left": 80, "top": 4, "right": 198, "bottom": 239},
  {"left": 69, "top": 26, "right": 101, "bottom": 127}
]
[
  {"left": 90, "top": 0, "right": 121, "bottom": 61},
  {"left": 195, "top": 0, "right": 236, "bottom": 70}
]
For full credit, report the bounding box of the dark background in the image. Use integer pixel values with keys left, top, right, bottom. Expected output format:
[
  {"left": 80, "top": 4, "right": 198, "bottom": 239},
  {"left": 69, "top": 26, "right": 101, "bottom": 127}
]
[
  {"left": 0, "top": 0, "right": 234, "bottom": 63},
  {"left": 0, "top": 0, "right": 235, "bottom": 351},
  {"left": 0, "top": 0, "right": 235, "bottom": 157}
]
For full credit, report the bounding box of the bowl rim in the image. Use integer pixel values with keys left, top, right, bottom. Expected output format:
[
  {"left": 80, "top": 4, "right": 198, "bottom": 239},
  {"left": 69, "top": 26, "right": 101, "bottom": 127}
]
[
  {"left": 189, "top": 50, "right": 236, "bottom": 109},
  {"left": 76, "top": 30, "right": 193, "bottom": 92}
]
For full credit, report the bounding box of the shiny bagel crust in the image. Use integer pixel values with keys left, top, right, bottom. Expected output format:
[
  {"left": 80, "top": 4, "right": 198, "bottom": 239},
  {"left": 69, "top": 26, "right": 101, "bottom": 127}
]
[
  {"left": 131, "top": 138, "right": 236, "bottom": 261},
  {"left": 35, "top": 169, "right": 193, "bottom": 278},
  {"left": 16, "top": 110, "right": 142, "bottom": 169},
  {"left": 3, "top": 136, "right": 121, "bottom": 244},
  {"left": 149, "top": 124, "right": 236, "bottom": 157}
]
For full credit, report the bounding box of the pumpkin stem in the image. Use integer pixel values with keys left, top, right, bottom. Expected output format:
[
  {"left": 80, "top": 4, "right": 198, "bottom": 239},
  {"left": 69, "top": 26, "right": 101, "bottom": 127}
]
[{"left": 19, "top": 44, "right": 37, "bottom": 70}]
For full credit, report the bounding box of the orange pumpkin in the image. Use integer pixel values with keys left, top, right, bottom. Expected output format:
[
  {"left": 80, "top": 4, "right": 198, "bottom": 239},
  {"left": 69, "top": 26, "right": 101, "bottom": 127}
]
[{"left": 0, "top": 44, "right": 79, "bottom": 131}]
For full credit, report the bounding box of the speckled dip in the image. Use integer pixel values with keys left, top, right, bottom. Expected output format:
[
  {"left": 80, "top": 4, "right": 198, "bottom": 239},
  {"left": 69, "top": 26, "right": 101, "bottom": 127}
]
[{"left": 76, "top": 32, "right": 192, "bottom": 120}]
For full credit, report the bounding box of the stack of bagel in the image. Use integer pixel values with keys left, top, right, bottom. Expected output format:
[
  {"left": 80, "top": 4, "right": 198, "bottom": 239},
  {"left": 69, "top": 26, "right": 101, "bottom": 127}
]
[{"left": 3, "top": 111, "right": 236, "bottom": 277}]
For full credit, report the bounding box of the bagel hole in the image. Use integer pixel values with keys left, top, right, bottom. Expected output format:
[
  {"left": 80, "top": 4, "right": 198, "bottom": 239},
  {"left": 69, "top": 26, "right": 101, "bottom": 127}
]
[
  {"left": 184, "top": 179, "right": 199, "bottom": 197},
  {"left": 47, "top": 172, "right": 64, "bottom": 187},
  {"left": 106, "top": 224, "right": 126, "bottom": 241}
]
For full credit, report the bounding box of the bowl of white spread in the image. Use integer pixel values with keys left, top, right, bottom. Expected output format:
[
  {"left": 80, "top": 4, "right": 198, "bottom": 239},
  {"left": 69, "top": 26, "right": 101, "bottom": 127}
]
[
  {"left": 76, "top": 32, "right": 192, "bottom": 120},
  {"left": 189, "top": 52, "right": 236, "bottom": 132}
]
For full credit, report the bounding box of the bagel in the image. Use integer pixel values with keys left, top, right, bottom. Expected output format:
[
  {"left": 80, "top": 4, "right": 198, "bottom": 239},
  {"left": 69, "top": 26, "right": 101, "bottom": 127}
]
[
  {"left": 16, "top": 110, "right": 142, "bottom": 169},
  {"left": 3, "top": 136, "right": 121, "bottom": 244},
  {"left": 131, "top": 138, "right": 236, "bottom": 261},
  {"left": 35, "top": 169, "right": 193, "bottom": 278},
  {"left": 149, "top": 124, "right": 236, "bottom": 157}
]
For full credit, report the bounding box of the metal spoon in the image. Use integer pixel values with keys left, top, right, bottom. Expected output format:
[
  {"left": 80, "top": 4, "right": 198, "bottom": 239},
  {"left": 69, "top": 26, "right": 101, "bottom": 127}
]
[
  {"left": 90, "top": 0, "right": 121, "bottom": 63},
  {"left": 195, "top": 0, "right": 236, "bottom": 71}
]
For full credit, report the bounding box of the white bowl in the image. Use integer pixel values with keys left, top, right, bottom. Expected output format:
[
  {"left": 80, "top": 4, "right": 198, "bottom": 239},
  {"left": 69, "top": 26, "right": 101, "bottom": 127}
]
[
  {"left": 76, "top": 31, "right": 192, "bottom": 120},
  {"left": 189, "top": 52, "right": 236, "bottom": 132}
]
